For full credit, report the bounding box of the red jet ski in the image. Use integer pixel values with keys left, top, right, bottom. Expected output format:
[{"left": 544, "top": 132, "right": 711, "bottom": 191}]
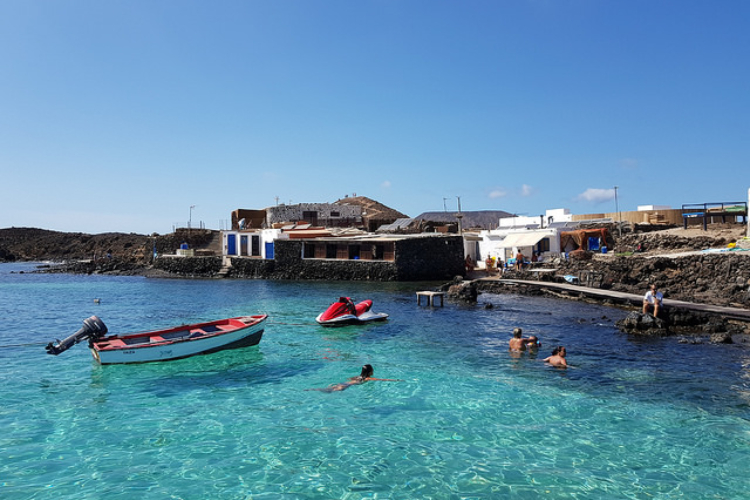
[{"left": 316, "top": 297, "right": 389, "bottom": 326}]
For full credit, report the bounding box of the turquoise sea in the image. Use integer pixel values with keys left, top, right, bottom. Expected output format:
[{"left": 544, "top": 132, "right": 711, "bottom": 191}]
[{"left": 1, "top": 262, "right": 749, "bottom": 499}]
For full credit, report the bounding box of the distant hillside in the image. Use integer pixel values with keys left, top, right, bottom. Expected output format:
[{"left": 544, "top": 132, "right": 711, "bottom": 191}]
[
  {"left": 334, "top": 196, "right": 408, "bottom": 220},
  {"left": 0, "top": 227, "right": 218, "bottom": 263},
  {"left": 414, "top": 210, "right": 513, "bottom": 230}
]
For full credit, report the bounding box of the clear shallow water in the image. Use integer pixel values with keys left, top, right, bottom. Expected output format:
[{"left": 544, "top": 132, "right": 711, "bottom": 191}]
[{"left": 1, "top": 262, "right": 749, "bottom": 499}]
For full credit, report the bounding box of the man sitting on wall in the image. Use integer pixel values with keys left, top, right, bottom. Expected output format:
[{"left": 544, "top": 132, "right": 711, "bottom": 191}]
[{"left": 642, "top": 284, "right": 663, "bottom": 317}]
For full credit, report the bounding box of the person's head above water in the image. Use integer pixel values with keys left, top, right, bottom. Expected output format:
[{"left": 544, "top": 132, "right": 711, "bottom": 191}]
[
  {"left": 513, "top": 327, "right": 523, "bottom": 338},
  {"left": 360, "top": 364, "right": 374, "bottom": 378},
  {"left": 527, "top": 335, "right": 540, "bottom": 346},
  {"left": 551, "top": 346, "right": 566, "bottom": 356}
]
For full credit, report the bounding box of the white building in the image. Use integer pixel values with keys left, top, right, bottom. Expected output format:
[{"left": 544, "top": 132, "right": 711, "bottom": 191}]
[
  {"left": 472, "top": 209, "right": 578, "bottom": 266},
  {"left": 221, "top": 228, "right": 282, "bottom": 259},
  {"left": 498, "top": 208, "right": 573, "bottom": 228}
]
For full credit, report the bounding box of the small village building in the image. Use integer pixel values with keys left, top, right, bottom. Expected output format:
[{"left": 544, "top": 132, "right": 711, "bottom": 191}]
[
  {"left": 266, "top": 202, "right": 362, "bottom": 228},
  {"left": 221, "top": 228, "right": 281, "bottom": 259},
  {"left": 499, "top": 208, "right": 573, "bottom": 229},
  {"left": 231, "top": 209, "right": 267, "bottom": 231},
  {"left": 477, "top": 228, "right": 562, "bottom": 266},
  {"left": 475, "top": 209, "right": 579, "bottom": 266},
  {"left": 285, "top": 233, "right": 464, "bottom": 281}
]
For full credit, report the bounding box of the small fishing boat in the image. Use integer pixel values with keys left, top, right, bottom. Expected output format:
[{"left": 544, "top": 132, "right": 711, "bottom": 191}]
[
  {"left": 316, "top": 297, "right": 389, "bottom": 326},
  {"left": 46, "top": 315, "right": 267, "bottom": 365}
]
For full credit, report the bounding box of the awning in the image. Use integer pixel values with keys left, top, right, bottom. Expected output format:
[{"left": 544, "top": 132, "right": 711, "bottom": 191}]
[{"left": 499, "top": 232, "right": 547, "bottom": 248}]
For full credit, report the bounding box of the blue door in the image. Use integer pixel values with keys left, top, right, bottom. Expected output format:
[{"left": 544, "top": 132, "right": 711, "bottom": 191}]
[
  {"left": 265, "top": 242, "right": 274, "bottom": 259},
  {"left": 227, "top": 234, "right": 237, "bottom": 255}
]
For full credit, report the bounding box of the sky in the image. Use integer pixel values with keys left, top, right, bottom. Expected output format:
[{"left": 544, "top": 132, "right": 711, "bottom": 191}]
[{"left": 1, "top": 1, "right": 748, "bottom": 234}]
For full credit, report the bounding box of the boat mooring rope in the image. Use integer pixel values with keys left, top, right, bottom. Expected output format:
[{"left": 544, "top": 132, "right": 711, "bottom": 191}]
[
  {"left": 0, "top": 341, "right": 49, "bottom": 349},
  {"left": 266, "top": 320, "right": 319, "bottom": 327}
]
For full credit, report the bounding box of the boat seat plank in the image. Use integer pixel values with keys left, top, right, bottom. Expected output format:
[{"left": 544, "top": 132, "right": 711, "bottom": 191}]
[
  {"left": 100, "top": 339, "right": 126, "bottom": 348},
  {"left": 160, "top": 330, "right": 191, "bottom": 340}
]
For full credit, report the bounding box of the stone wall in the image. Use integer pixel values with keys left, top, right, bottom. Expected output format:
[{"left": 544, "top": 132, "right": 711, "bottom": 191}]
[
  {"left": 153, "top": 256, "right": 223, "bottom": 277},
  {"left": 393, "top": 235, "right": 465, "bottom": 281},
  {"left": 266, "top": 239, "right": 399, "bottom": 280},
  {"left": 266, "top": 203, "right": 361, "bottom": 225},
  {"left": 152, "top": 235, "right": 465, "bottom": 281},
  {"left": 560, "top": 253, "right": 750, "bottom": 308},
  {"left": 228, "top": 258, "right": 276, "bottom": 278}
]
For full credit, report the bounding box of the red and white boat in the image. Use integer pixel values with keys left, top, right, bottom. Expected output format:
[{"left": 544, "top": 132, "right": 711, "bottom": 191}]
[
  {"left": 315, "top": 297, "right": 389, "bottom": 326},
  {"left": 46, "top": 315, "right": 267, "bottom": 365}
]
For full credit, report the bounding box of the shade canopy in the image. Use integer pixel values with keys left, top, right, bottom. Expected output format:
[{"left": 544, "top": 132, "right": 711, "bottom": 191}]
[{"left": 499, "top": 232, "right": 548, "bottom": 248}]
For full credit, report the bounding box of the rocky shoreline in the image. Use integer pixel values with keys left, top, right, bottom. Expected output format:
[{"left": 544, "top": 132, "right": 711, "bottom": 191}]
[
  {"left": 444, "top": 224, "right": 750, "bottom": 341},
  {"left": 4, "top": 224, "right": 750, "bottom": 339}
]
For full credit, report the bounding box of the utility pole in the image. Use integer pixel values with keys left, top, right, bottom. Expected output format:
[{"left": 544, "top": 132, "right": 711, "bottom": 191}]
[
  {"left": 455, "top": 196, "right": 463, "bottom": 235},
  {"left": 614, "top": 187, "right": 621, "bottom": 237}
]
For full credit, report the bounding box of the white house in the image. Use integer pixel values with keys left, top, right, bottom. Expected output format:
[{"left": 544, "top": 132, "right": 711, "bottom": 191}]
[
  {"left": 221, "top": 228, "right": 282, "bottom": 259},
  {"left": 498, "top": 208, "right": 573, "bottom": 228},
  {"left": 475, "top": 209, "right": 577, "bottom": 267}
]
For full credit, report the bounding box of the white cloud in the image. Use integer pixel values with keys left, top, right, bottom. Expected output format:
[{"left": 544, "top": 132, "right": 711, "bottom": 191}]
[
  {"left": 619, "top": 158, "right": 639, "bottom": 170},
  {"left": 576, "top": 188, "right": 615, "bottom": 204},
  {"left": 521, "top": 184, "right": 533, "bottom": 196},
  {"left": 381, "top": 180, "right": 391, "bottom": 189},
  {"left": 489, "top": 189, "right": 507, "bottom": 199}
]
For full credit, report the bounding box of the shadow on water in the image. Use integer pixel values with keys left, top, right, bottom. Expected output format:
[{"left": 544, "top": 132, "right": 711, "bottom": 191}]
[{"left": 87, "top": 347, "right": 322, "bottom": 397}]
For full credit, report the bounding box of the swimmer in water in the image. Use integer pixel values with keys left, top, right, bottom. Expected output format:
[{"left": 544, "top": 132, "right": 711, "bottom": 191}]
[
  {"left": 544, "top": 346, "right": 568, "bottom": 368},
  {"left": 311, "top": 364, "right": 402, "bottom": 392},
  {"left": 525, "top": 335, "right": 541, "bottom": 351},
  {"left": 508, "top": 327, "right": 526, "bottom": 352}
]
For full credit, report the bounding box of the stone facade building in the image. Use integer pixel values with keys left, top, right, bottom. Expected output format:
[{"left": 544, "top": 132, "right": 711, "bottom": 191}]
[
  {"left": 156, "top": 234, "right": 465, "bottom": 281},
  {"left": 266, "top": 203, "right": 362, "bottom": 228}
]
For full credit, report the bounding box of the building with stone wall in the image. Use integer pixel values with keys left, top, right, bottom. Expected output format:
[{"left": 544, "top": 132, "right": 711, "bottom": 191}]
[
  {"left": 266, "top": 203, "right": 362, "bottom": 227},
  {"left": 221, "top": 233, "right": 464, "bottom": 281}
]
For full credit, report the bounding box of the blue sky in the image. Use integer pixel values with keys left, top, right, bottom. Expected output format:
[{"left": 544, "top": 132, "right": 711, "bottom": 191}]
[{"left": 1, "top": 1, "right": 748, "bottom": 234}]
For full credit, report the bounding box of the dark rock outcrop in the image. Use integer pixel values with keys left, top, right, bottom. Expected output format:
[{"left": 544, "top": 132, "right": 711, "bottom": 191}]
[
  {"left": 447, "top": 280, "right": 478, "bottom": 303},
  {"left": 616, "top": 309, "right": 742, "bottom": 337},
  {"left": 560, "top": 253, "right": 750, "bottom": 308}
]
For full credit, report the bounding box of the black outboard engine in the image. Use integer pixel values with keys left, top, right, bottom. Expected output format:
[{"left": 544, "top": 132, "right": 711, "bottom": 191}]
[{"left": 46, "top": 316, "right": 108, "bottom": 355}]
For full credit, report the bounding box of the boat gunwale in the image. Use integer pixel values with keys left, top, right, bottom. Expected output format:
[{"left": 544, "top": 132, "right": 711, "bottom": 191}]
[{"left": 92, "top": 315, "right": 268, "bottom": 352}]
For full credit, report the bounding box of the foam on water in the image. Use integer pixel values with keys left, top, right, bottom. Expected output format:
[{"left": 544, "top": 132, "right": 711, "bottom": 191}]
[{"left": 1, "top": 263, "right": 749, "bottom": 499}]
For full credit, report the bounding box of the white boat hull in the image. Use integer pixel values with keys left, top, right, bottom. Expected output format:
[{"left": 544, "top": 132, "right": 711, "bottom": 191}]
[{"left": 91, "top": 316, "right": 266, "bottom": 365}]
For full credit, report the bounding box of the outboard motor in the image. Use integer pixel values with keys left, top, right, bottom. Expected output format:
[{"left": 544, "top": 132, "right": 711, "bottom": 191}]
[{"left": 46, "top": 316, "right": 108, "bottom": 355}]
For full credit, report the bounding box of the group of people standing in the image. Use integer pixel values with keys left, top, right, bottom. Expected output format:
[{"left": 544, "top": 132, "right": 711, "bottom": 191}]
[{"left": 509, "top": 327, "right": 567, "bottom": 368}]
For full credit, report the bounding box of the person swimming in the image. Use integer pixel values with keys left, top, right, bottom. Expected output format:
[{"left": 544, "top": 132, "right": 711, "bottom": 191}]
[
  {"left": 508, "top": 327, "right": 526, "bottom": 352},
  {"left": 311, "top": 364, "right": 401, "bottom": 392},
  {"left": 525, "top": 335, "right": 541, "bottom": 350},
  {"left": 544, "top": 346, "right": 568, "bottom": 368}
]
